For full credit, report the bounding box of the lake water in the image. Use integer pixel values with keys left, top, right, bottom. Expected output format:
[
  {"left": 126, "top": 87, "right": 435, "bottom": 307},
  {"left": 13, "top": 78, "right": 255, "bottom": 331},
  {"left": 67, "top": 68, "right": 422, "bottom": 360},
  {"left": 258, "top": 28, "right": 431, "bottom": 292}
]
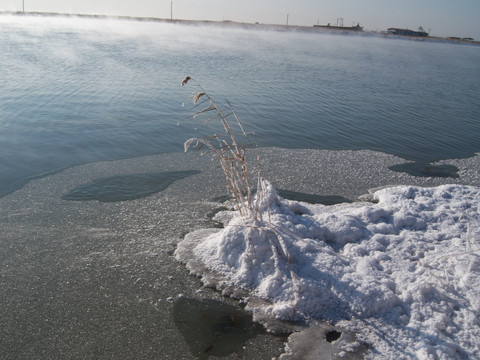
[
  {"left": 1, "top": 14, "right": 480, "bottom": 198},
  {"left": 1, "top": 14, "right": 480, "bottom": 359}
]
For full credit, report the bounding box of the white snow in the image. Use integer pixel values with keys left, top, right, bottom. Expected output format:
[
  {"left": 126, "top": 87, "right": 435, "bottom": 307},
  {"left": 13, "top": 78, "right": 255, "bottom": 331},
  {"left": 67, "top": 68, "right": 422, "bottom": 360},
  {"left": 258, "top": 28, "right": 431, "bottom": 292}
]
[{"left": 176, "top": 182, "right": 480, "bottom": 359}]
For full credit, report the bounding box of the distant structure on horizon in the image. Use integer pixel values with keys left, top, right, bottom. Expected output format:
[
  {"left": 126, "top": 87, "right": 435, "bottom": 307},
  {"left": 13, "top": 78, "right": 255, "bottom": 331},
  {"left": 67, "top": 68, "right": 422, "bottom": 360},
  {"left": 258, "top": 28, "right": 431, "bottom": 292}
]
[
  {"left": 313, "top": 23, "right": 363, "bottom": 32},
  {"left": 448, "top": 36, "right": 475, "bottom": 41},
  {"left": 387, "top": 27, "right": 428, "bottom": 37}
]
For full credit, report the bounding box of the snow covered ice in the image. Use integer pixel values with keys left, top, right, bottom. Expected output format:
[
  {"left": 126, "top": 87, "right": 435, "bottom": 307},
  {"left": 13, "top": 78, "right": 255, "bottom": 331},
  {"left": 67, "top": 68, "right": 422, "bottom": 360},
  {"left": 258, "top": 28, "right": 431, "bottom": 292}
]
[{"left": 176, "top": 181, "right": 480, "bottom": 359}]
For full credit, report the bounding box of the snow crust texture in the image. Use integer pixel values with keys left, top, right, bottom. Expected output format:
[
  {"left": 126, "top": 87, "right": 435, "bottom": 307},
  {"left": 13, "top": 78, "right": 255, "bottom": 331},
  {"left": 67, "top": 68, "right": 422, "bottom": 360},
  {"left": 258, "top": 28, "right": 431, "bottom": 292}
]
[{"left": 176, "top": 183, "right": 480, "bottom": 359}]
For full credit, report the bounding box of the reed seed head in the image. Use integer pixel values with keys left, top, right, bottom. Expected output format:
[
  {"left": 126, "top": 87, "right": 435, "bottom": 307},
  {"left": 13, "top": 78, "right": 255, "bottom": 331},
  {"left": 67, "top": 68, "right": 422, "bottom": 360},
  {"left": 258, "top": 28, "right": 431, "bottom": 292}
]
[
  {"left": 193, "top": 92, "right": 206, "bottom": 105},
  {"left": 181, "top": 76, "right": 191, "bottom": 87}
]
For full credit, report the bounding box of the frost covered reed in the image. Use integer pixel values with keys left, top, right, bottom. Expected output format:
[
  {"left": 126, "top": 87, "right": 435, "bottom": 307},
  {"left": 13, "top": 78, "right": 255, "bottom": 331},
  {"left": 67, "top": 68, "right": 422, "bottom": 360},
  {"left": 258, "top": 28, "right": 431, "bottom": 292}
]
[
  {"left": 180, "top": 76, "right": 303, "bottom": 310},
  {"left": 181, "top": 76, "right": 268, "bottom": 222}
]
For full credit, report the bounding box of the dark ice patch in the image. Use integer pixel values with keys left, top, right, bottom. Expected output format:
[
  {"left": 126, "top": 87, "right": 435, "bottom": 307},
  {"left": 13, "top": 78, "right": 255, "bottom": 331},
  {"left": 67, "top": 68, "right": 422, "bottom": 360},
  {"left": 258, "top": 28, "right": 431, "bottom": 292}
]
[
  {"left": 389, "top": 162, "right": 459, "bottom": 178},
  {"left": 173, "top": 297, "right": 264, "bottom": 359},
  {"left": 212, "top": 190, "right": 351, "bottom": 206},
  {"left": 212, "top": 190, "right": 350, "bottom": 206},
  {"left": 62, "top": 170, "right": 200, "bottom": 202},
  {"left": 278, "top": 189, "right": 351, "bottom": 205}
]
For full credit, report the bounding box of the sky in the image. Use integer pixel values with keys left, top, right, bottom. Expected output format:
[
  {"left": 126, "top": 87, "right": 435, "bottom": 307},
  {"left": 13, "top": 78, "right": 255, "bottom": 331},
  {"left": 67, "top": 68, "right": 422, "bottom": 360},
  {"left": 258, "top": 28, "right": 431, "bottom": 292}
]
[{"left": 1, "top": 0, "right": 479, "bottom": 39}]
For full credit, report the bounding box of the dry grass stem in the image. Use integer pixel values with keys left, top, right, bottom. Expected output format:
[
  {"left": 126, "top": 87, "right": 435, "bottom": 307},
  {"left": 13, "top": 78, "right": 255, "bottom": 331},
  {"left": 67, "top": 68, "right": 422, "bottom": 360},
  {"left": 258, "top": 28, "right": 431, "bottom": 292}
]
[{"left": 181, "top": 76, "right": 268, "bottom": 222}]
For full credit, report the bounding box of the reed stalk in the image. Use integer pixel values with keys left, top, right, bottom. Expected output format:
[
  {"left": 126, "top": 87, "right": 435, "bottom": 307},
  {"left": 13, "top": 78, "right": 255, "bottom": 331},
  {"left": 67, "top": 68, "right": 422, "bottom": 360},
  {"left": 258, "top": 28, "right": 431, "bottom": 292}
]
[{"left": 181, "top": 76, "right": 267, "bottom": 222}]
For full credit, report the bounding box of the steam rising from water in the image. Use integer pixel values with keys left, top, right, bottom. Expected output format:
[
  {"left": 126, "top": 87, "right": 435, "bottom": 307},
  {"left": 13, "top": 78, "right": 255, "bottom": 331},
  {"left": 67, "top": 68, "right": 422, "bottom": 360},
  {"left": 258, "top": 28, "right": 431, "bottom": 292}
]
[{"left": 1, "top": 14, "right": 480, "bottom": 198}]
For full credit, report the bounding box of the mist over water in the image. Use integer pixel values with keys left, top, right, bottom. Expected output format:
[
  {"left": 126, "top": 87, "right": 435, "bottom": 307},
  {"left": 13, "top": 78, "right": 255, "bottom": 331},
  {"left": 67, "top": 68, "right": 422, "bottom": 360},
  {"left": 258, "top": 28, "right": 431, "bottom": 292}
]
[{"left": 1, "top": 15, "right": 480, "bottom": 197}]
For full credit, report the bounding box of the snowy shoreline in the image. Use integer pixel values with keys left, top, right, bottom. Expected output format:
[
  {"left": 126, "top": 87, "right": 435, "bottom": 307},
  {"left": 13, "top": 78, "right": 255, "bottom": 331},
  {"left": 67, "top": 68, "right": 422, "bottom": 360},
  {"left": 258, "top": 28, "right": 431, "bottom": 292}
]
[{"left": 177, "top": 176, "right": 480, "bottom": 358}]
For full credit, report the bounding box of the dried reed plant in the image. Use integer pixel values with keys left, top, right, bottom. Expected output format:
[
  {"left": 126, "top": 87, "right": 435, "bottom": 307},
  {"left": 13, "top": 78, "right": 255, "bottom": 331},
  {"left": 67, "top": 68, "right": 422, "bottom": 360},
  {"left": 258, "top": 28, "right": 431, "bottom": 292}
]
[{"left": 181, "top": 76, "right": 268, "bottom": 222}]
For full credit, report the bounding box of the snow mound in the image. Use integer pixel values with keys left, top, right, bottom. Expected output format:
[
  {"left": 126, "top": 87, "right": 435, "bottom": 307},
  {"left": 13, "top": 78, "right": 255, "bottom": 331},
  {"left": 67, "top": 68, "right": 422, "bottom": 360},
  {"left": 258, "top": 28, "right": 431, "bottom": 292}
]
[{"left": 176, "top": 182, "right": 480, "bottom": 359}]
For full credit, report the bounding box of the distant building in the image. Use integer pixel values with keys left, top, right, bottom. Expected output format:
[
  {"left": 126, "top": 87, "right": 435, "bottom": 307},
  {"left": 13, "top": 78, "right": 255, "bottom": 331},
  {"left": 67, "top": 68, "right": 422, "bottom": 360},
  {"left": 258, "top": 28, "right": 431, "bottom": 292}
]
[{"left": 388, "top": 27, "right": 428, "bottom": 37}]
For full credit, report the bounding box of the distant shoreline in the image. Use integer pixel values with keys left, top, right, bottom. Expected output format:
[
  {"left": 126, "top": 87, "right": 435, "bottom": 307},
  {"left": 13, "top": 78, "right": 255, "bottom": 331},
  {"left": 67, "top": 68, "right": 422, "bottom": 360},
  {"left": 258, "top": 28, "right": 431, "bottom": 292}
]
[{"left": 1, "top": 11, "right": 479, "bottom": 46}]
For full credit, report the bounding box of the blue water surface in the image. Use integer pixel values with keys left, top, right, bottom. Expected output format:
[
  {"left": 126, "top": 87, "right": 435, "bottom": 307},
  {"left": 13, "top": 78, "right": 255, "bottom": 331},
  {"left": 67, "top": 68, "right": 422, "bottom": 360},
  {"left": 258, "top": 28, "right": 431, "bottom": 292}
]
[{"left": 1, "top": 15, "right": 480, "bottom": 197}]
